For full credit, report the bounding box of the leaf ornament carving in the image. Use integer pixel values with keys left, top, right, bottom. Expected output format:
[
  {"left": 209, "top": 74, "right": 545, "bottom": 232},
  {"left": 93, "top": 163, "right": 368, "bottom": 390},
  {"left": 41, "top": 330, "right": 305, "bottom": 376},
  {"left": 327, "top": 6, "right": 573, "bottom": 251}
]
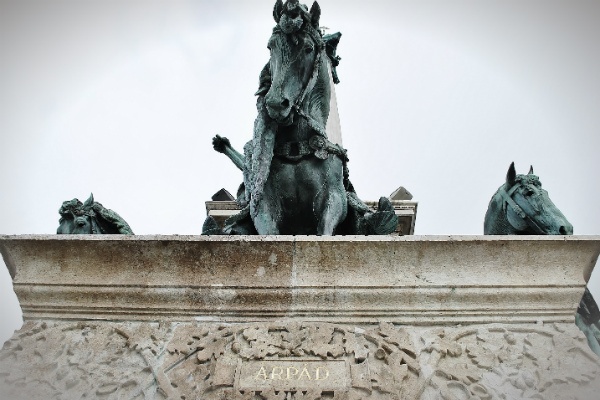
[
  {"left": 3, "top": 321, "right": 599, "bottom": 399},
  {"left": 0, "top": 321, "right": 422, "bottom": 399},
  {"left": 421, "top": 324, "right": 600, "bottom": 400}
]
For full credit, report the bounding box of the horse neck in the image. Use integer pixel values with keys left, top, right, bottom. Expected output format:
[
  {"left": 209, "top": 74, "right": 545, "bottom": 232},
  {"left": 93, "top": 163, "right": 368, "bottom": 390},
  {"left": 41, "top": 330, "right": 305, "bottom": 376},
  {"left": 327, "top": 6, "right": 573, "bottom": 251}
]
[
  {"left": 301, "top": 53, "right": 331, "bottom": 135},
  {"left": 275, "top": 53, "right": 331, "bottom": 144},
  {"left": 484, "top": 188, "right": 518, "bottom": 234}
]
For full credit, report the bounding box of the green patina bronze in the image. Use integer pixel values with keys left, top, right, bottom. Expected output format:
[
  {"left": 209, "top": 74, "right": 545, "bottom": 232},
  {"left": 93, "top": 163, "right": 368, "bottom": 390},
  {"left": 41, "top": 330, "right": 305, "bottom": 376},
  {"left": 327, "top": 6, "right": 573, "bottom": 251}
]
[
  {"left": 57, "top": 193, "right": 133, "bottom": 235},
  {"left": 204, "top": 0, "right": 397, "bottom": 236},
  {"left": 577, "top": 288, "right": 600, "bottom": 356},
  {"left": 484, "top": 162, "right": 572, "bottom": 235},
  {"left": 484, "top": 162, "right": 600, "bottom": 357}
]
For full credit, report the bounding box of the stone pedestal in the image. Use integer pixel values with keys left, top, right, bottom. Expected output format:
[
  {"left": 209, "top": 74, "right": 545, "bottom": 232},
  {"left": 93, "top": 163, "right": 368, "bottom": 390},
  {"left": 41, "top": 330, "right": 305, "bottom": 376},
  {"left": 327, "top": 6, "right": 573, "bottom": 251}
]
[{"left": 1, "top": 235, "right": 599, "bottom": 399}]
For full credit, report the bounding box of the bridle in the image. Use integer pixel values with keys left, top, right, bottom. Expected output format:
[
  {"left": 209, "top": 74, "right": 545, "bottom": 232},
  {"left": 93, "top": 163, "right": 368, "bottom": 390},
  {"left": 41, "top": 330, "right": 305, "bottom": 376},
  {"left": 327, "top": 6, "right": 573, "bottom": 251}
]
[
  {"left": 268, "top": 24, "right": 348, "bottom": 169},
  {"left": 271, "top": 25, "right": 329, "bottom": 138},
  {"left": 498, "top": 183, "right": 545, "bottom": 234},
  {"left": 59, "top": 207, "right": 98, "bottom": 234}
]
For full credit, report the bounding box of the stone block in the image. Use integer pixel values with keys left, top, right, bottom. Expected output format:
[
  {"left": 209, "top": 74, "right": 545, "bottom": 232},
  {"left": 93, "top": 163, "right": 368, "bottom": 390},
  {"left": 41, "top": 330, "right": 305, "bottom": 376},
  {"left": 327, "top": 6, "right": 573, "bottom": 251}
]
[{"left": 1, "top": 235, "right": 599, "bottom": 399}]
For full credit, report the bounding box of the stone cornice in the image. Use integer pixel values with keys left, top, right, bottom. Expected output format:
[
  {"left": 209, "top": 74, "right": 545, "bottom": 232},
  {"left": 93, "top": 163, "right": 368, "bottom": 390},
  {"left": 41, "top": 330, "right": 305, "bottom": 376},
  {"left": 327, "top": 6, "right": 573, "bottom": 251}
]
[{"left": 1, "top": 235, "right": 599, "bottom": 324}]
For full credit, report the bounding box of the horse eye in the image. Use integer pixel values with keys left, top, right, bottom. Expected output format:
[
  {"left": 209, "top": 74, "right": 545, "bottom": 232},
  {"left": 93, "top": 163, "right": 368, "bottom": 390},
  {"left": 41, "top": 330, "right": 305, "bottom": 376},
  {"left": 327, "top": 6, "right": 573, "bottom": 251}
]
[
  {"left": 305, "top": 46, "right": 313, "bottom": 54},
  {"left": 524, "top": 189, "right": 534, "bottom": 197}
]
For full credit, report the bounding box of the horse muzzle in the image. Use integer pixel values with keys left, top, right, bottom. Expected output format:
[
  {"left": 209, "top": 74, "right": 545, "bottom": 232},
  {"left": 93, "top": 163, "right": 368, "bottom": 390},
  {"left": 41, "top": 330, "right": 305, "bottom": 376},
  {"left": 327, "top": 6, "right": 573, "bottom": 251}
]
[
  {"left": 265, "top": 95, "right": 294, "bottom": 125},
  {"left": 537, "top": 217, "right": 573, "bottom": 235},
  {"left": 562, "top": 223, "right": 574, "bottom": 235},
  {"left": 556, "top": 221, "right": 573, "bottom": 235}
]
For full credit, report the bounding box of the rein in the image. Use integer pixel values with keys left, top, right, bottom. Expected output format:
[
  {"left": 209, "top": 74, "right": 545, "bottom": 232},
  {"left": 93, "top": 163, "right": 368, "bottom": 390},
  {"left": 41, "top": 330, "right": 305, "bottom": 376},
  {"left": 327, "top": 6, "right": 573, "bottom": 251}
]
[
  {"left": 268, "top": 24, "right": 348, "bottom": 170},
  {"left": 498, "top": 184, "right": 545, "bottom": 234},
  {"left": 272, "top": 25, "right": 329, "bottom": 138},
  {"left": 291, "top": 49, "right": 328, "bottom": 138}
]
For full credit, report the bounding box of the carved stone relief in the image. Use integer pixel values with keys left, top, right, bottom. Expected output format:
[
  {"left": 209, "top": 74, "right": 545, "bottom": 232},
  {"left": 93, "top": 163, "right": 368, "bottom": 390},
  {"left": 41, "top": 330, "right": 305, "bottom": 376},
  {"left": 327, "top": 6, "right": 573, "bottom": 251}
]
[
  {"left": 419, "top": 323, "right": 600, "bottom": 399},
  {"left": 1, "top": 321, "right": 599, "bottom": 399}
]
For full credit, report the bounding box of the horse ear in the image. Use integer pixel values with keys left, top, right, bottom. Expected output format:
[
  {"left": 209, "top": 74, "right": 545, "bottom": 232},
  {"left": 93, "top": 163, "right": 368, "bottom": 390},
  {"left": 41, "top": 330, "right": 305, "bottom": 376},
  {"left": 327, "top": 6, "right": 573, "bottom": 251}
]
[
  {"left": 309, "top": 2, "right": 321, "bottom": 28},
  {"left": 273, "top": 0, "right": 283, "bottom": 23},
  {"left": 506, "top": 162, "right": 517, "bottom": 187},
  {"left": 528, "top": 165, "right": 534, "bottom": 175},
  {"left": 83, "top": 193, "right": 94, "bottom": 208}
]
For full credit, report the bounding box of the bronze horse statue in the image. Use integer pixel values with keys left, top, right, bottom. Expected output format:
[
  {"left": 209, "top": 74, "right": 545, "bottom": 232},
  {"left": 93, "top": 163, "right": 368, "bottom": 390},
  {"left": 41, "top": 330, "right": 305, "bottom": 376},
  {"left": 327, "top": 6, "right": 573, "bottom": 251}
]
[
  {"left": 205, "top": 0, "right": 396, "bottom": 236},
  {"left": 484, "top": 162, "right": 572, "bottom": 235},
  {"left": 57, "top": 193, "right": 133, "bottom": 234},
  {"left": 484, "top": 163, "right": 600, "bottom": 356},
  {"left": 251, "top": 0, "right": 345, "bottom": 235}
]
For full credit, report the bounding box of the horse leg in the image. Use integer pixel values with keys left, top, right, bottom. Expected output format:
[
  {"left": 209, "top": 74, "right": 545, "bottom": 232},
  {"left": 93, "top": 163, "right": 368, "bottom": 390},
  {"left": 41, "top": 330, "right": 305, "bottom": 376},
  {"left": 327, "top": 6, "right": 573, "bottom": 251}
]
[
  {"left": 253, "top": 211, "right": 280, "bottom": 234},
  {"left": 317, "top": 191, "right": 347, "bottom": 235},
  {"left": 315, "top": 157, "right": 348, "bottom": 235},
  {"left": 251, "top": 184, "right": 281, "bottom": 235}
]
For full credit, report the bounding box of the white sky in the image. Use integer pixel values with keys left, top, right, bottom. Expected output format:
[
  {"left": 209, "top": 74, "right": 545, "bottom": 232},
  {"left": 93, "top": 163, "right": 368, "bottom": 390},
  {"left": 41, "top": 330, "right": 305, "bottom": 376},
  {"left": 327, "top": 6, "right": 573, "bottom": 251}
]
[{"left": 1, "top": 0, "right": 600, "bottom": 342}]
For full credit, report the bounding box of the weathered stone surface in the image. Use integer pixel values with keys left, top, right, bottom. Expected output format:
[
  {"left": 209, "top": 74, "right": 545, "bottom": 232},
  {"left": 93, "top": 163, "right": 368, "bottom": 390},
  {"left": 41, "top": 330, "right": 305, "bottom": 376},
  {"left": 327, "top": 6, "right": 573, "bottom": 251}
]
[
  {"left": 206, "top": 200, "right": 242, "bottom": 228},
  {"left": 1, "top": 235, "right": 598, "bottom": 324},
  {"left": 389, "top": 186, "right": 413, "bottom": 201},
  {"left": 1, "top": 235, "right": 599, "bottom": 398},
  {"left": 1, "top": 320, "right": 599, "bottom": 399}
]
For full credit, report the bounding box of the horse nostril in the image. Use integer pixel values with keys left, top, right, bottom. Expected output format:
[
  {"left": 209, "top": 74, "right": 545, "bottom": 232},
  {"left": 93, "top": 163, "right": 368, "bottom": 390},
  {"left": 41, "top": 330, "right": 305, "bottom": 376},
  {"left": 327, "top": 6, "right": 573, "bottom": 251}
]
[
  {"left": 559, "top": 226, "right": 567, "bottom": 235},
  {"left": 281, "top": 99, "right": 290, "bottom": 108}
]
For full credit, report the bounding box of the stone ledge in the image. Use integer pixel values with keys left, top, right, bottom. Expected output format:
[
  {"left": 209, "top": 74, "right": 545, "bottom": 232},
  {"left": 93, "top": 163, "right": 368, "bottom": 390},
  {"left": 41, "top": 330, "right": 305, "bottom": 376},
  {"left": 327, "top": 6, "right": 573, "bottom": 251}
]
[{"left": 2, "top": 235, "right": 598, "bottom": 324}]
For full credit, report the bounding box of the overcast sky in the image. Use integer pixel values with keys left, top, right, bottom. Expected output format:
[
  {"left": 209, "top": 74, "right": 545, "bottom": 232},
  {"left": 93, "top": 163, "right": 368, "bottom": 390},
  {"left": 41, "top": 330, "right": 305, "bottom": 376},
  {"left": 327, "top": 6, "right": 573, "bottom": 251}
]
[{"left": 1, "top": 0, "right": 600, "bottom": 342}]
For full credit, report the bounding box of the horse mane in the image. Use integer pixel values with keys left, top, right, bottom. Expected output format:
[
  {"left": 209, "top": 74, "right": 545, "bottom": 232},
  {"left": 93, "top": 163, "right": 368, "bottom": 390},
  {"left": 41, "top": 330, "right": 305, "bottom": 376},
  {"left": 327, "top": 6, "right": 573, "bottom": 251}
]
[
  {"left": 58, "top": 195, "right": 134, "bottom": 234},
  {"left": 92, "top": 203, "right": 134, "bottom": 234},
  {"left": 255, "top": 19, "right": 341, "bottom": 98},
  {"left": 484, "top": 187, "right": 510, "bottom": 234},
  {"left": 514, "top": 174, "right": 541, "bottom": 187}
]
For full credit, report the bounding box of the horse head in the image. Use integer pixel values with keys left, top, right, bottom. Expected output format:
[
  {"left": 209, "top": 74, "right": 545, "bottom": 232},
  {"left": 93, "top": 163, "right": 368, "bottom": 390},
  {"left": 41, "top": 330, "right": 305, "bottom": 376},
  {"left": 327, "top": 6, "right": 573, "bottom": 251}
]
[
  {"left": 263, "top": 0, "right": 329, "bottom": 127},
  {"left": 57, "top": 193, "right": 134, "bottom": 235},
  {"left": 484, "top": 162, "right": 573, "bottom": 235},
  {"left": 57, "top": 194, "right": 97, "bottom": 234}
]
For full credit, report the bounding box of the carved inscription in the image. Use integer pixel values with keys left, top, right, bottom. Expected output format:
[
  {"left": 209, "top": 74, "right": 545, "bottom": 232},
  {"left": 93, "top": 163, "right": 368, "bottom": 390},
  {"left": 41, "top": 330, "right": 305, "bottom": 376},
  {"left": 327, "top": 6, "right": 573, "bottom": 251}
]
[{"left": 237, "top": 360, "right": 347, "bottom": 391}]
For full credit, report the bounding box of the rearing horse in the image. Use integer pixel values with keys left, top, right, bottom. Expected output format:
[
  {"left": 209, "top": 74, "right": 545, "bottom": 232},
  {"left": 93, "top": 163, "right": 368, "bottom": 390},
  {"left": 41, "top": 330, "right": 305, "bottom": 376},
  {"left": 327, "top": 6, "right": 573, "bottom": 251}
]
[
  {"left": 248, "top": 0, "right": 347, "bottom": 235},
  {"left": 207, "top": 0, "right": 397, "bottom": 236}
]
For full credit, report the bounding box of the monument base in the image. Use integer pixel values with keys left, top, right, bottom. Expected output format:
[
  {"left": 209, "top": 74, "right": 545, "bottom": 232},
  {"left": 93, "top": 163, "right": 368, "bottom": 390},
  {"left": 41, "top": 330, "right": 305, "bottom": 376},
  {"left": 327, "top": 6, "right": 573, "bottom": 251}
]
[
  {"left": 1, "top": 235, "right": 599, "bottom": 399},
  {"left": 2, "top": 320, "right": 599, "bottom": 400}
]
